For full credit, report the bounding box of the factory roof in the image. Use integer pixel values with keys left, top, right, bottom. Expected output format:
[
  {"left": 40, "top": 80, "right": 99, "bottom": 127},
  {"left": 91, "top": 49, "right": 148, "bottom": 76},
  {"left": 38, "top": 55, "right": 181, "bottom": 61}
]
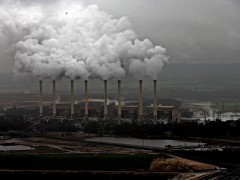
[{"left": 146, "top": 105, "right": 176, "bottom": 109}]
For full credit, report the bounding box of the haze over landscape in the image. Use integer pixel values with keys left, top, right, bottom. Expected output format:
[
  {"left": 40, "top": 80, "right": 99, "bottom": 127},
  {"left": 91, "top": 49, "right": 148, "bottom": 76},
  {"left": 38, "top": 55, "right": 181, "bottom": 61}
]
[{"left": 0, "top": 0, "right": 239, "bottom": 102}]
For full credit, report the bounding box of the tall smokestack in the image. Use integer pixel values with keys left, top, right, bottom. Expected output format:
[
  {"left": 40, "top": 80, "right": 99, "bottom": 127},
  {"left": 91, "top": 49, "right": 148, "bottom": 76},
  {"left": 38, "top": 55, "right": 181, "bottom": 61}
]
[
  {"left": 153, "top": 80, "right": 157, "bottom": 124},
  {"left": 118, "top": 80, "right": 121, "bottom": 124},
  {"left": 52, "top": 80, "right": 56, "bottom": 117},
  {"left": 39, "top": 80, "right": 43, "bottom": 117},
  {"left": 139, "top": 80, "right": 143, "bottom": 123},
  {"left": 70, "top": 80, "right": 74, "bottom": 117},
  {"left": 104, "top": 80, "right": 108, "bottom": 119},
  {"left": 85, "top": 80, "right": 88, "bottom": 120}
]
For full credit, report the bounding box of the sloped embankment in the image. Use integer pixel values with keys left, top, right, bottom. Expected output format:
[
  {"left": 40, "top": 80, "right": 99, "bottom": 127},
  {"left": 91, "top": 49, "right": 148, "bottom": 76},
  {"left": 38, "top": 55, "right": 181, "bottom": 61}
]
[{"left": 149, "top": 157, "right": 216, "bottom": 172}]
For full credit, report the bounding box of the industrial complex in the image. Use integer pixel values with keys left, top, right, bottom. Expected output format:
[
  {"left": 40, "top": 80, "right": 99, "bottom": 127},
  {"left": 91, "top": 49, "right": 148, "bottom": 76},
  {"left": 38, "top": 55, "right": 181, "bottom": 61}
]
[{"left": 39, "top": 79, "right": 181, "bottom": 127}]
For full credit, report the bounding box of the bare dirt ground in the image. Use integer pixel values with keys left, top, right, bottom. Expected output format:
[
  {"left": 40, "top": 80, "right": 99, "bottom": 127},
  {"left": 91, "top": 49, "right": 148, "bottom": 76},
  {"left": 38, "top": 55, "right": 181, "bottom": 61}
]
[
  {"left": 150, "top": 157, "right": 216, "bottom": 171},
  {"left": 4, "top": 136, "right": 152, "bottom": 154}
]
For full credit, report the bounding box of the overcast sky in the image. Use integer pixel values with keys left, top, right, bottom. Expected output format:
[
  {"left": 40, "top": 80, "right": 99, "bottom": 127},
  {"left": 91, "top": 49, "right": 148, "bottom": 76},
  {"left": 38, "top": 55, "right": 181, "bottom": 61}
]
[
  {"left": 0, "top": 0, "right": 240, "bottom": 74},
  {"left": 81, "top": 0, "right": 240, "bottom": 64}
]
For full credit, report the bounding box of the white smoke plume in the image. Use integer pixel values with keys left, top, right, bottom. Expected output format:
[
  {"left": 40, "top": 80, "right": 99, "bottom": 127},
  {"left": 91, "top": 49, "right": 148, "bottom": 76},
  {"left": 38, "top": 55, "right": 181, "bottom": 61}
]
[{"left": 0, "top": 0, "right": 169, "bottom": 80}]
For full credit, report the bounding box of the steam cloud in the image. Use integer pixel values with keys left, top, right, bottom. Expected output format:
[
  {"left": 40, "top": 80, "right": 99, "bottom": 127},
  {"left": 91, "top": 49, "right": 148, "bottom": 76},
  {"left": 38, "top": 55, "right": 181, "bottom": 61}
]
[{"left": 0, "top": 0, "right": 168, "bottom": 80}]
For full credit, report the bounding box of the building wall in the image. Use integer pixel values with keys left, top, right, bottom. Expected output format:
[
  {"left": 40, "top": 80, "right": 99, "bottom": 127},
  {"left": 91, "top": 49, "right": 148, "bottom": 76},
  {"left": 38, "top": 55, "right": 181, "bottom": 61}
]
[{"left": 48, "top": 103, "right": 181, "bottom": 123}]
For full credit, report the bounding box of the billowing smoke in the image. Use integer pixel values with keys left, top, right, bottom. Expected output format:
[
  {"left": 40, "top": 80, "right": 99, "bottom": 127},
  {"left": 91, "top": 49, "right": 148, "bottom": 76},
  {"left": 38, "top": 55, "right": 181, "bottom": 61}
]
[{"left": 0, "top": 0, "right": 168, "bottom": 80}]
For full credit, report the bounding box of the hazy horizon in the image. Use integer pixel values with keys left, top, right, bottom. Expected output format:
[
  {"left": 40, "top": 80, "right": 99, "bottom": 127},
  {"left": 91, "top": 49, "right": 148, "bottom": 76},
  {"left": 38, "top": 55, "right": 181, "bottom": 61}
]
[
  {"left": 0, "top": 0, "right": 240, "bottom": 102},
  {"left": 0, "top": 63, "right": 240, "bottom": 102}
]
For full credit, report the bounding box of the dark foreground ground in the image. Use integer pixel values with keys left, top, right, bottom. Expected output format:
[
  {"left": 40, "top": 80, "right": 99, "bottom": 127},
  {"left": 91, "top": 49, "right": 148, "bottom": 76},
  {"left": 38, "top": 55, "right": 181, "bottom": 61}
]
[
  {"left": 0, "top": 170, "right": 181, "bottom": 180},
  {"left": 0, "top": 135, "right": 218, "bottom": 180},
  {"left": 0, "top": 153, "right": 182, "bottom": 179}
]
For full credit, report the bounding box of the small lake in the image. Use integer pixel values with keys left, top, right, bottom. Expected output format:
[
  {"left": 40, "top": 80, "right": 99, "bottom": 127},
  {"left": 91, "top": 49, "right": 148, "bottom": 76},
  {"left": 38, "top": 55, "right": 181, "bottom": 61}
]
[
  {"left": 85, "top": 137, "right": 205, "bottom": 148},
  {"left": 0, "top": 145, "right": 35, "bottom": 152}
]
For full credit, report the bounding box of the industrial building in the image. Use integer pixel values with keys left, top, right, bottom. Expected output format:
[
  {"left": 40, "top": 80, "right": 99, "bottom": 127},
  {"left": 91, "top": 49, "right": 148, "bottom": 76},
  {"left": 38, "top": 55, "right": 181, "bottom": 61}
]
[{"left": 39, "top": 79, "right": 181, "bottom": 125}]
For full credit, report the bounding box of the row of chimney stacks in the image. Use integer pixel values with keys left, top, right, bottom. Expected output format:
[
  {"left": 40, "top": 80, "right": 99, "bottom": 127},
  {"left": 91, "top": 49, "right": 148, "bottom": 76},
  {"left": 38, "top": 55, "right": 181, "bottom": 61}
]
[{"left": 39, "top": 80, "right": 158, "bottom": 123}]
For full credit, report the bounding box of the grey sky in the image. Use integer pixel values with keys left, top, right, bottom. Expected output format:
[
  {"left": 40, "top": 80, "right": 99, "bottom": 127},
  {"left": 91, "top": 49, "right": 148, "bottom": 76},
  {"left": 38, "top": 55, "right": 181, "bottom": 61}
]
[
  {"left": 81, "top": 0, "right": 240, "bottom": 64},
  {"left": 0, "top": 0, "right": 240, "bottom": 74}
]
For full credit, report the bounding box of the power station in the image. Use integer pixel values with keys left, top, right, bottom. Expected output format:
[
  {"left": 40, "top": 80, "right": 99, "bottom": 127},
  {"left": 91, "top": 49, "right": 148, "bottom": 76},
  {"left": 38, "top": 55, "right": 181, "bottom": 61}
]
[{"left": 39, "top": 80, "right": 180, "bottom": 126}]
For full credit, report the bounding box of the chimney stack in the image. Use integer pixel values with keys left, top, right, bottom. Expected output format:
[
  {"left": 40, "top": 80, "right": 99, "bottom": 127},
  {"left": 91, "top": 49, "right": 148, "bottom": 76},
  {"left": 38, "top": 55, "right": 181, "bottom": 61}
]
[
  {"left": 85, "top": 80, "right": 88, "bottom": 120},
  {"left": 39, "top": 80, "right": 43, "bottom": 117},
  {"left": 52, "top": 80, "right": 56, "bottom": 117},
  {"left": 70, "top": 80, "right": 74, "bottom": 117},
  {"left": 118, "top": 80, "right": 121, "bottom": 124},
  {"left": 139, "top": 80, "right": 143, "bottom": 122},
  {"left": 104, "top": 80, "right": 108, "bottom": 119},
  {"left": 153, "top": 80, "right": 157, "bottom": 124}
]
